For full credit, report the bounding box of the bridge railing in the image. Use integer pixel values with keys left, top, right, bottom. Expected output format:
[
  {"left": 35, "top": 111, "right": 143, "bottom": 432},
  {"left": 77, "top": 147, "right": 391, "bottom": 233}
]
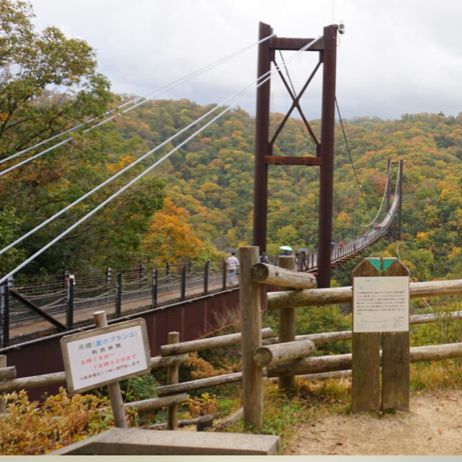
[{"left": 0, "top": 258, "right": 240, "bottom": 347}]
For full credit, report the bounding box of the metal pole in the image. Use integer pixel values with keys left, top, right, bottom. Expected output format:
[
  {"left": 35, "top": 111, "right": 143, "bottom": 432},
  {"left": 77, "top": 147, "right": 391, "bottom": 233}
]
[
  {"left": 138, "top": 264, "right": 145, "bottom": 289},
  {"left": 317, "top": 24, "right": 338, "bottom": 288},
  {"left": 222, "top": 260, "right": 227, "bottom": 290},
  {"left": 115, "top": 272, "right": 122, "bottom": 318},
  {"left": 253, "top": 22, "right": 273, "bottom": 252},
  {"left": 180, "top": 265, "right": 186, "bottom": 300},
  {"left": 151, "top": 269, "right": 158, "bottom": 308},
  {"left": 66, "top": 274, "right": 74, "bottom": 330},
  {"left": 204, "top": 261, "right": 209, "bottom": 295},
  {"left": 0, "top": 284, "right": 9, "bottom": 348},
  {"left": 106, "top": 267, "right": 112, "bottom": 285}
]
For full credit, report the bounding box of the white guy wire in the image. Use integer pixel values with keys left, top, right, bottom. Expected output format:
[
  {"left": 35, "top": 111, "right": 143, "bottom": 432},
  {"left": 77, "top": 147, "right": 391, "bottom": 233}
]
[
  {"left": 0, "top": 33, "right": 275, "bottom": 174},
  {"left": 0, "top": 96, "right": 143, "bottom": 166},
  {"left": 0, "top": 36, "right": 321, "bottom": 258},
  {"left": 0, "top": 36, "right": 321, "bottom": 284},
  {"left": 0, "top": 85, "right": 262, "bottom": 257}
]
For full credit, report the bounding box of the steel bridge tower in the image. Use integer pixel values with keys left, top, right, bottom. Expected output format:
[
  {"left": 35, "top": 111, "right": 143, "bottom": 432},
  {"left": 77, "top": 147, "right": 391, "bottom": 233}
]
[{"left": 253, "top": 23, "right": 340, "bottom": 288}]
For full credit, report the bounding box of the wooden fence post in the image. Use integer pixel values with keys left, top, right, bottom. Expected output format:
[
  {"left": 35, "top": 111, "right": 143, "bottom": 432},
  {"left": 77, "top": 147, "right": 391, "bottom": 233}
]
[
  {"left": 277, "top": 255, "right": 296, "bottom": 393},
  {"left": 0, "top": 355, "right": 7, "bottom": 413},
  {"left": 352, "top": 259, "right": 381, "bottom": 412},
  {"left": 239, "top": 246, "right": 263, "bottom": 431},
  {"left": 382, "top": 258, "right": 410, "bottom": 411},
  {"left": 93, "top": 311, "right": 128, "bottom": 428},
  {"left": 167, "top": 331, "right": 180, "bottom": 430}
]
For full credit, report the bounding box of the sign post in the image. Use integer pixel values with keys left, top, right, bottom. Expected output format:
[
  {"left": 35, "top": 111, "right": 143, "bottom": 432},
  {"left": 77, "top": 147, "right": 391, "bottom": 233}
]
[
  {"left": 352, "top": 257, "right": 410, "bottom": 412},
  {"left": 60, "top": 311, "right": 151, "bottom": 427}
]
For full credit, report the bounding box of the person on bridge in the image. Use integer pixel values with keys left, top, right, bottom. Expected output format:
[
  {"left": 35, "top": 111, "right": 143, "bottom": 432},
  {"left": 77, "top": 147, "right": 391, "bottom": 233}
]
[{"left": 226, "top": 252, "right": 240, "bottom": 285}]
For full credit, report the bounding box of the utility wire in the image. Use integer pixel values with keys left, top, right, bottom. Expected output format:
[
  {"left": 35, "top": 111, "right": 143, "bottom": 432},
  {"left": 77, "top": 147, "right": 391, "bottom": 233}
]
[
  {"left": 0, "top": 36, "right": 321, "bottom": 284},
  {"left": 0, "top": 32, "right": 276, "bottom": 176}
]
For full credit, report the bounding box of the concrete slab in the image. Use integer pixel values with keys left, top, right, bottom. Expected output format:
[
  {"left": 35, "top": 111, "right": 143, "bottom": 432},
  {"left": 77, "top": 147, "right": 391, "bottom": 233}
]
[{"left": 52, "top": 428, "right": 280, "bottom": 455}]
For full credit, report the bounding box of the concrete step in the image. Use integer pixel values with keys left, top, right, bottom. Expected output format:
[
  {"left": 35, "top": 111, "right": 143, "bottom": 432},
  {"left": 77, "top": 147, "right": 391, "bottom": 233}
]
[{"left": 52, "top": 427, "right": 280, "bottom": 455}]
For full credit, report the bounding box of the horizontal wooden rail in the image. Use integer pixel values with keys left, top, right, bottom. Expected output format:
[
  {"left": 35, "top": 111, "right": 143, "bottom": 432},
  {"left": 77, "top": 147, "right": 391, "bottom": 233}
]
[
  {"left": 263, "top": 310, "right": 462, "bottom": 346},
  {"left": 0, "top": 353, "right": 188, "bottom": 393},
  {"left": 268, "top": 279, "right": 462, "bottom": 310},
  {"left": 158, "top": 372, "right": 243, "bottom": 397},
  {"left": 268, "top": 342, "right": 462, "bottom": 377},
  {"left": 125, "top": 393, "right": 189, "bottom": 413},
  {"left": 251, "top": 263, "right": 317, "bottom": 289},
  {"left": 254, "top": 340, "right": 315, "bottom": 367},
  {"left": 160, "top": 328, "right": 273, "bottom": 356},
  {"left": 0, "top": 366, "right": 16, "bottom": 381}
]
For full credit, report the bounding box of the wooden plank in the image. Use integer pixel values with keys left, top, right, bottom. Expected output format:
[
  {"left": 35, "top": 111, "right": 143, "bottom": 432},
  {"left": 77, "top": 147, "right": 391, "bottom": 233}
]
[
  {"left": 352, "top": 258, "right": 381, "bottom": 413},
  {"left": 381, "top": 258, "right": 410, "bottom": 411},
  {"left": 239, "top": 246, "right": 263, "bottom": 431},
  {"left": 277, "top": 256, "right": 297, "bottom": 393}
]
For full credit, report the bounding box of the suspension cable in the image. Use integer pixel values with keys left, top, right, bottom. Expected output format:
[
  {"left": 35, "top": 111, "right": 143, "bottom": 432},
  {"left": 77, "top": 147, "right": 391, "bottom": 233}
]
[
  {"left": 0, "top": 32, "right": 276, "bottom": 175},
  {"left": 0, "top": 36, "right": 322, "bottom": 284},
  {"left": 278, "top": 50, "right": 297, "bottom": 97},
  {"left": 360, "top": 163, "right": 395, "bottom": 228},
  {"left": 335, "top": 97, "right": 367, "bottom": 206}
]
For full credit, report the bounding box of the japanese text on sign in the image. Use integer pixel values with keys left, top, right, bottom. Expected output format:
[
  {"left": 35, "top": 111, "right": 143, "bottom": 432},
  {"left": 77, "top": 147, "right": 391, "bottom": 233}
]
[
  {"left": 61, "top": 319, "right": 150, "bottom": 393},
  {"left": 353, "top": 276, "right": 409, "bottom": 333}
]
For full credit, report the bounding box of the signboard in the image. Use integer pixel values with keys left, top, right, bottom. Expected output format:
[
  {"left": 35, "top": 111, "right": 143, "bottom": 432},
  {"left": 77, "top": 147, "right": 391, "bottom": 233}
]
[
  {"left": 61, "top": 318, "right": 151, "bottom": 393},
  {"left": 353, "top": 276, "right": 409, "bottom": 333}
]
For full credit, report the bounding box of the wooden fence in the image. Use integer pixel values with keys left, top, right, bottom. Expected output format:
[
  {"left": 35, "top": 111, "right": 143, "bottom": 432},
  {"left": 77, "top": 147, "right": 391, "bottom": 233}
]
[{"left": 3, "top": 247, "right": 462, "bottom": 433}]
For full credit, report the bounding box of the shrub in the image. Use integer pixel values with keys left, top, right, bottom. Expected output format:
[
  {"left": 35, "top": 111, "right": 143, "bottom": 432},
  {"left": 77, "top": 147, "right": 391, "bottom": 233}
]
[{"left": 0, "top": 388, "right": 122, "bottom": 455}]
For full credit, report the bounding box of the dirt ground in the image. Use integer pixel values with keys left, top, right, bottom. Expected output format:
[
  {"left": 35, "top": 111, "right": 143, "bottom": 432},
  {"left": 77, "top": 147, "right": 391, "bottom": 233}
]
[{"left": 285, "top": 389, "right": 462, "bottom": 455}]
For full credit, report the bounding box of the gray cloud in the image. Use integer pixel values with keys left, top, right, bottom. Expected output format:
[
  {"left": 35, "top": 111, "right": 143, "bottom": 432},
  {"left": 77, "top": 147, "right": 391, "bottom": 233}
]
[{"left": 29, "top": 0, "right": 462, "bottom": 119}]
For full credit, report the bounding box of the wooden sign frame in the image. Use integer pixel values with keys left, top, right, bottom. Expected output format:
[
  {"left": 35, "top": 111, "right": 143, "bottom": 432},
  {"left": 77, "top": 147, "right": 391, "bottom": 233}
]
[
  {"left": 61, "top": 318, "right": 151, "bottom": 394},
  {"left": 352, "top": 257, "right": 410, "bottom": 413}
]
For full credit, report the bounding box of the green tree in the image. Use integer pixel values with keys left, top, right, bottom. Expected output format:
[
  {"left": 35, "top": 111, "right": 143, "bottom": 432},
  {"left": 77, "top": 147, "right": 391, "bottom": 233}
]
[{"left": 0, "top": 0, "right": 112, "bottom": 157}]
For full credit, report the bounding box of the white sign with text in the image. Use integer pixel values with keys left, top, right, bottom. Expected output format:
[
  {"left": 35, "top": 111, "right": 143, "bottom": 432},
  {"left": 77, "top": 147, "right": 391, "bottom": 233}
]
[
  {"left": 61, "top": 319, "right": 150, "bottom": 393},
  {"left": 353, "top": 276, "right": 409, "bottom": 333}
]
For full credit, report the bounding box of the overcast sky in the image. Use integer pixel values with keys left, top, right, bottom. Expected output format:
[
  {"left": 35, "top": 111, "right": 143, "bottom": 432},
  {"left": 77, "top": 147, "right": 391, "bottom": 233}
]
[{"left": 29, "top": 0, "right": 462, "bottom": 119}]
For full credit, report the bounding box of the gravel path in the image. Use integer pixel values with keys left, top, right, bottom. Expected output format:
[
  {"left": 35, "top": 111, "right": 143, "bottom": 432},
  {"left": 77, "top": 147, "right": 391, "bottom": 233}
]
[{"left": 285, "top": 389, "right": 462, "bottom": 455}]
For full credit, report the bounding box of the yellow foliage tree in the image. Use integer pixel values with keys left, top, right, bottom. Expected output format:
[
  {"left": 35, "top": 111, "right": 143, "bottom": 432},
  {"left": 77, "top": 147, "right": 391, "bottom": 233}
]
[{"left": 142, "top": 197, "right": 207, "bottom": 263}]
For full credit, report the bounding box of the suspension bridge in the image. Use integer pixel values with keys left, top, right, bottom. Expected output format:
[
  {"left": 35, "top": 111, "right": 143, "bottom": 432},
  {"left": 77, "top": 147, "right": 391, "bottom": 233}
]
[{"left": 0, "top": 23, "right": 403, "bottom": 392}]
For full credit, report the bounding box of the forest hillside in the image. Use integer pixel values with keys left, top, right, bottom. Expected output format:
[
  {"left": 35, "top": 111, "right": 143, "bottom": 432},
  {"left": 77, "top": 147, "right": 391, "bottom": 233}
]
[{"left": 2, "top": 95, "right": 462, "bottom": 282}]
